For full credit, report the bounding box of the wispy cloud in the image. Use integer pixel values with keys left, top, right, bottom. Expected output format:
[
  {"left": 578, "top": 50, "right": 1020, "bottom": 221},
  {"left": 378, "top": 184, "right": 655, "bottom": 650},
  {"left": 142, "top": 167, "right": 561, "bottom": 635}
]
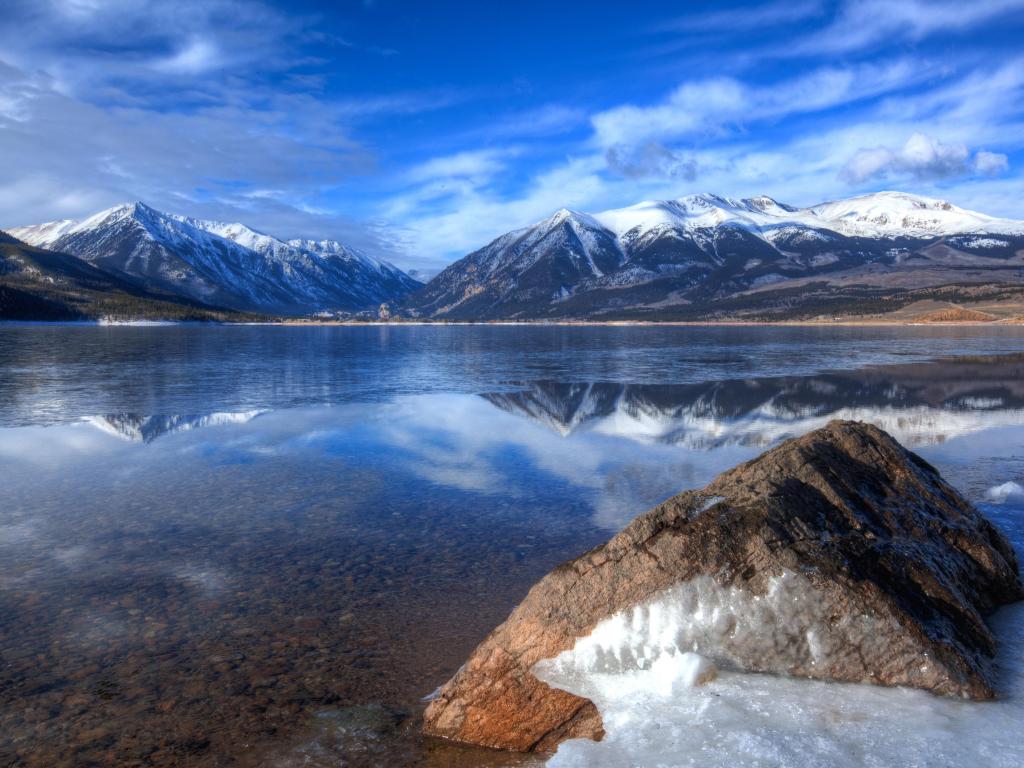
[
  {"left": 1, "top": 0, "right": 1020, "bottom": 273},
  {"left": 656, "top": 0, "right": 825, "bottom": 34},
  {"left": 382, "top": 49, "right": 1022, "bottom": 266},
  {"left": 151, "top": 37, "right": 224, "bottom": 75},
  {"left": 405, "top": 148, "right": 518, "bottom": 184},
  {"left": 0, "top": 0, "right": 464, "bottom": 262},
  {"left": 789, "top": 0, "right": 1024, "bottom": 55}
]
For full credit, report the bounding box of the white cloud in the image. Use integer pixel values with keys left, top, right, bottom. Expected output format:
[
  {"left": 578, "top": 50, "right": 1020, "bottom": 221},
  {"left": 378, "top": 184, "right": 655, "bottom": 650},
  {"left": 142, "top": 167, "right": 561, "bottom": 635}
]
[
  {"left": 0, "top": 2, "right": 463, "bottom": 266},
  {"left": 590, "top": 60, "right": 935, "bottom": 150},
  {"left": 974, "top": 151, "right": 1010, "bottom": 176},
  {"left": 840, "top": 133, "right": 1009, "bottom": 183}
]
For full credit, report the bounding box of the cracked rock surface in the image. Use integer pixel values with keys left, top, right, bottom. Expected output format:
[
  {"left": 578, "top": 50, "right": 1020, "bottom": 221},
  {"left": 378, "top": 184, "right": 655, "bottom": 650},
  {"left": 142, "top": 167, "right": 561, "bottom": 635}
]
[{"left": 422, "top": 420, "right": 1023, "bottom": 752}]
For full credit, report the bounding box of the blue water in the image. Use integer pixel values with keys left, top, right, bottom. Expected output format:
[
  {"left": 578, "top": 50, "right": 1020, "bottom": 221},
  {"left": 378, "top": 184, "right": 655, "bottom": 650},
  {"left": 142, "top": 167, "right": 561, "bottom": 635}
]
[{"left": 2, "top": 325, "right": 1024, "bottom": 767}]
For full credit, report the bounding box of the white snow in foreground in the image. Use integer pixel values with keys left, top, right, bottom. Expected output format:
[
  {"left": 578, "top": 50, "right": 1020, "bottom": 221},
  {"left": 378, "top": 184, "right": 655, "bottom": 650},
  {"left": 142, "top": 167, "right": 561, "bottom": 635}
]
[
  {"left": 540, "top": 601, "right": 1024, "bottom": 768},
  {"left": 986, "top": 482, "right": 1024, "bottom": 504}
]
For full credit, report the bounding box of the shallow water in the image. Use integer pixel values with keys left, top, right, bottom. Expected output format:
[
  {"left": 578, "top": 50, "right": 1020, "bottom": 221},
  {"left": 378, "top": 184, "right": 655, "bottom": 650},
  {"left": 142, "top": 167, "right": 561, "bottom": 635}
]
[{"left": 1, "top": 325, "right": 1024, "bottom": 766}]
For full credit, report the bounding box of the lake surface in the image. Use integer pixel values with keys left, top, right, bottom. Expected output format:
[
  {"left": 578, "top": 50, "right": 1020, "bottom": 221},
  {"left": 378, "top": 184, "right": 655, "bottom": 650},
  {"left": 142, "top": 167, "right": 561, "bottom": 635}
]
[{"left": 2, "top": 325, "right": 1024, "bottom": 767}]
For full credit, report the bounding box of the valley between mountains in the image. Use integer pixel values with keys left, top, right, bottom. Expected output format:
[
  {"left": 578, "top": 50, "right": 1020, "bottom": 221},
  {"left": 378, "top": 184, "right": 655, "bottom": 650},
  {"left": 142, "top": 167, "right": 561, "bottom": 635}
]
[{"left": 3, "top": 191, "right": 1024, "bottom": 322}]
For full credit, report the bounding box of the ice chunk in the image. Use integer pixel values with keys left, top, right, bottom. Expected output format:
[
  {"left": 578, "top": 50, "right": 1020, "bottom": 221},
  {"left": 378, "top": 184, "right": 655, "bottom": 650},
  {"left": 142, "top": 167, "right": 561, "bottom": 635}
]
[
  {"left": 986, "top": 481, "right": 1024, "bottom": 504},
  {"left": 658, "top": 651, "right": 716, "bottom": 692}
]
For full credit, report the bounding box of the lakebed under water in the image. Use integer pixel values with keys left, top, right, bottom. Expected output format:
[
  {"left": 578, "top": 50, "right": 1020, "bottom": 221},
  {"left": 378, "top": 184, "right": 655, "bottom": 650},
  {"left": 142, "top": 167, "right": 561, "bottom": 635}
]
[{"left": 2, "top": 324, "right": 1024, "bottom": 767}]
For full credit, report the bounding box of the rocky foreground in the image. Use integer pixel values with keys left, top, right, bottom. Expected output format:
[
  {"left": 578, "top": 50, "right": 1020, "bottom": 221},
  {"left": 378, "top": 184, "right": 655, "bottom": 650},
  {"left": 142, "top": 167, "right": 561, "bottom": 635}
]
[{"left": 423, "top": 421, "right": 1023, "bottom": 752}]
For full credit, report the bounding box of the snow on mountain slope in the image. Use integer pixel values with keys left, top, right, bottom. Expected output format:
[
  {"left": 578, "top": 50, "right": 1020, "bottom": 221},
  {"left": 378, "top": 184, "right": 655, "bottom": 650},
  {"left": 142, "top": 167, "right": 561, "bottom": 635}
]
[
  {"left": 592, "top": 191, "right": 1024, "bottom": 241},
  {"left": 404, "top": 191, "right": 1024, "bottom": 320},
  {"left": 10, "top": 203, "right": 421, "bottom": 314},
  {"left": 809, "top": 191, "right": 1024, "bottom": 237},
  {"left": 593, "top": 194, "right": 783, "bottom": 238}
]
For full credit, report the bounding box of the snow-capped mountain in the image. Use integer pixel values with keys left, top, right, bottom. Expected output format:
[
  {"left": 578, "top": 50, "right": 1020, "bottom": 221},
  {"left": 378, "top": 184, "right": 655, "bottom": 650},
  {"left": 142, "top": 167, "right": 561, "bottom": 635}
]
[
  {"left": 10, "top": 202, "right": 421, "bottom": 314},
  {"left": 406, "top": 192, "right": 1024, "bottom": 320}
]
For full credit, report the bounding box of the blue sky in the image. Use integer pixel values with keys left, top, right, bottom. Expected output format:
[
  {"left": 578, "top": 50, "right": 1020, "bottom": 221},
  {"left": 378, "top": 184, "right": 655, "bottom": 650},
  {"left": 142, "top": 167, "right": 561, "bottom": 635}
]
[{"left": 0, "top": 0, "right": 1022, "bottom": 273}]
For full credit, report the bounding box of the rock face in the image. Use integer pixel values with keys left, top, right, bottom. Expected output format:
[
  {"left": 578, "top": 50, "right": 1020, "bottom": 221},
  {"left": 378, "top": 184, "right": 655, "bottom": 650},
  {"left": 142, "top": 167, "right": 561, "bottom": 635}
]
[{"left": 422, "top": 421, "right": 1023, "bottom": 752}]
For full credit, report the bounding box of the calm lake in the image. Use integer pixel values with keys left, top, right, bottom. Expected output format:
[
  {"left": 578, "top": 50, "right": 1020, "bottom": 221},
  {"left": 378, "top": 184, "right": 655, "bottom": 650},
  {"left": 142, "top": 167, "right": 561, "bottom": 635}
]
[{"left": 2, "top": 325, "right": 1024, "bottom": 767}]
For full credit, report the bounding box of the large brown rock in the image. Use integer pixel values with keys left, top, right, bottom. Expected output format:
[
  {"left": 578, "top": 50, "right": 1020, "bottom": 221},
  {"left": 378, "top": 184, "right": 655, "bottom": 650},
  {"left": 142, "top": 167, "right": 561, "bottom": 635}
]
[{"left": 422, "top": 421, "right": 1023, "bottom": 752}]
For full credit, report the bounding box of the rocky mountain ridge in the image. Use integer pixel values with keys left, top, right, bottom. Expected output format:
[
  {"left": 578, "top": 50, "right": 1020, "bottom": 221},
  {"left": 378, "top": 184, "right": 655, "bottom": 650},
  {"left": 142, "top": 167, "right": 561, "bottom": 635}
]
[{"left": 10, "top": 202, "right": 421, "bottom": 315}]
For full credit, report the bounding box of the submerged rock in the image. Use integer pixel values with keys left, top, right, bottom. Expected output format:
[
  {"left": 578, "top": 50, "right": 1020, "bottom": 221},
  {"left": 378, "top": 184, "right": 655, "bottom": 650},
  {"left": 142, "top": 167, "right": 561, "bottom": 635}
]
[{"left": 422, "top": 421, "right": 1023, "bottom": 752}]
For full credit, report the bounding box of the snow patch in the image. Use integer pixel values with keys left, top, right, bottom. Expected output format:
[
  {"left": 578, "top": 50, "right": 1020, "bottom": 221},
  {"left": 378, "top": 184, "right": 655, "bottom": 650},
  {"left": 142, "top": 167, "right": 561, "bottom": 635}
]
[{"left": 954, "top": 237, "right": 1010, "bottom": 249}]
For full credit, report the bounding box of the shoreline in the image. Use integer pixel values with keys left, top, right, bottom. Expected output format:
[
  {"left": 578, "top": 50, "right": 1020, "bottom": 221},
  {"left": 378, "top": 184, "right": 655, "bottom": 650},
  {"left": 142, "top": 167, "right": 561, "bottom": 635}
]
[
  {"left": 4, "top": 319, "right": 1024, "bottom": 328},
  {"left": 270, "top": 318, "right": 1024, "bottom": 327},
  {"left": 4, "top": 316, "right": 1024, "bottom": 328}
]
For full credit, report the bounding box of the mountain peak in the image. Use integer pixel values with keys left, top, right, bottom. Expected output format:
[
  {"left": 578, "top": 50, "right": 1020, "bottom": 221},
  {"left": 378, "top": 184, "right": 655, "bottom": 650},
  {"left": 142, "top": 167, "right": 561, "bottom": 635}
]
[
  {"left": 78, "top": 201, "right": 163, "bottom": 231},
  {"left": 547, "top": 207, "right": 587, "bottom": 225},
  {"left": 103, "top": 200, "right": 157, "bottom": 216}
]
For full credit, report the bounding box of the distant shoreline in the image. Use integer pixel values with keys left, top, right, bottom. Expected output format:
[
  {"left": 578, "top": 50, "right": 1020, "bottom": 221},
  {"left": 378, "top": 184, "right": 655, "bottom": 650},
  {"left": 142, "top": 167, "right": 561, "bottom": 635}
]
[{"left": 4, "top": 318, "right": 1024, "bottom": 328}]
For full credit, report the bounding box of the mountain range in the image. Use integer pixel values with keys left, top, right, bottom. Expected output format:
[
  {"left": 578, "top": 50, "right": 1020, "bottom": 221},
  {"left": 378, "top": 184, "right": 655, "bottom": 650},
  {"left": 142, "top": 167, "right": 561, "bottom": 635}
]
[
  {"left": 4, "top": 191, "right": 1024, "bottom": 322},
  {"left": 8, "top": 202, "right": 421, "bottom": 316},
  {"left": 404, "top": 191, "right": 1024, "bottom": 321}
]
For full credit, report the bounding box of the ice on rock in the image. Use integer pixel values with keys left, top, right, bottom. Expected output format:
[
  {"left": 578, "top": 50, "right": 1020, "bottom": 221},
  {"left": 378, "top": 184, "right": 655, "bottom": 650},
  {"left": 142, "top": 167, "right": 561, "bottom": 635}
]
[
  {"left": 534, "top": 571, "right": 905, "bottom": 687},
  {"left": 537, "top": 576, "right": 1024, "bottom": 768}
]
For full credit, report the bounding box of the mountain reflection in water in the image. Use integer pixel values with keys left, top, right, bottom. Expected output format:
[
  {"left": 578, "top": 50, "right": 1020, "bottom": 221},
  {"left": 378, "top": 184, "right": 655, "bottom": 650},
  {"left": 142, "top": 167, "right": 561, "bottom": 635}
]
[
  {"left": 87, "top": 411, "right": 266, "bottom": 442},
  {"left": 482, "top": 353, "right": 1024, "bottom": 449}
]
